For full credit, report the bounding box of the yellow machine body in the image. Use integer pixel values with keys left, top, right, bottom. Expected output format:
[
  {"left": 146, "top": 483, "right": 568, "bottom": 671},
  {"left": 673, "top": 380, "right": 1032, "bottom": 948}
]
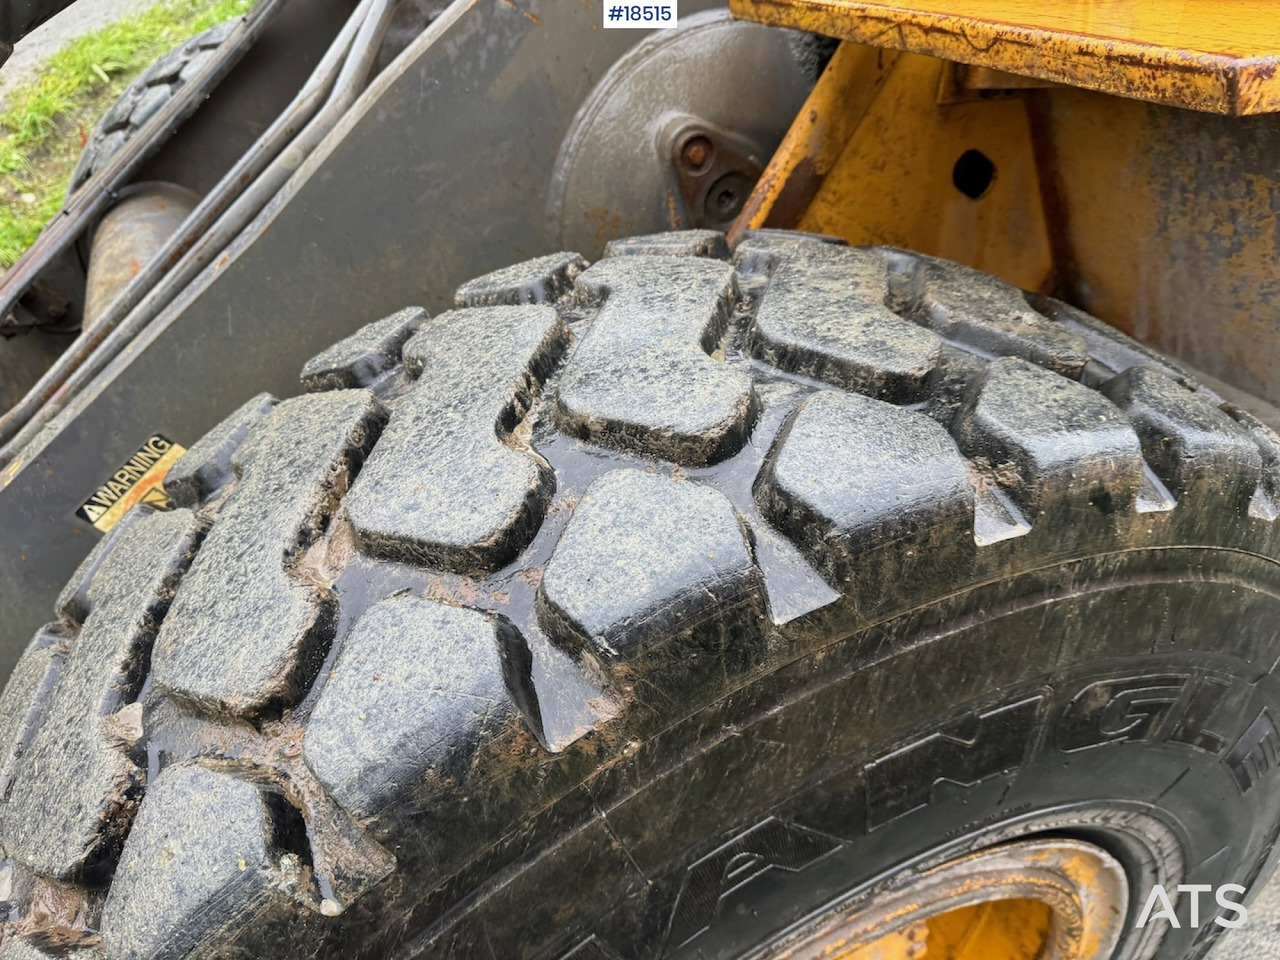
[{"left": 729, "top": 0, "right": 1280, "bottom": 405}]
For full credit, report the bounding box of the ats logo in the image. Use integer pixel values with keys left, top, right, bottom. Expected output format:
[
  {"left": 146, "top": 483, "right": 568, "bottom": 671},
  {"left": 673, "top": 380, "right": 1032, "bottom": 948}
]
[{"left": 1136, "top": 884, "right": 1248, "bottom": 929}]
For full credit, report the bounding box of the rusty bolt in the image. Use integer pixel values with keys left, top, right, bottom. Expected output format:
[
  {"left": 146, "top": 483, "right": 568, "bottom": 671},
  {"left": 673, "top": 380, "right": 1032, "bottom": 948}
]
[{"left": 680, "top": 135, "right": 713, "bottom": 172}]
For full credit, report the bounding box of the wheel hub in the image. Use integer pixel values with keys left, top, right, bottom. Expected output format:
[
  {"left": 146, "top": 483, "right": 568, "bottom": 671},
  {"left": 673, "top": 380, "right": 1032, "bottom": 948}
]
[
  {"left": 766, "top": 838, "right": 1130, "bottom": 960},
  {"left": 547, "top": 8, "right": 815, "bottom": 253}
]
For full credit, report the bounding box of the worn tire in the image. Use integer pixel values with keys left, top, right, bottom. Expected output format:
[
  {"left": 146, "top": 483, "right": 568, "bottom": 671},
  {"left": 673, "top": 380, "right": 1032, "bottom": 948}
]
[
  {"left": 67, "top": 22, "right": 234, "bottom": 196},
  {"left": 1, "top": 230, "right": 1279, "bottom": 959}
]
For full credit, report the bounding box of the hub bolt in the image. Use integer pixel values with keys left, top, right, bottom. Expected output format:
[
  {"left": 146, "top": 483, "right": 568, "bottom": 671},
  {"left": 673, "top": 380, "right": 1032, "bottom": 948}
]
[{"left": 681, "top": 135, "right": 713, "bottom": 171}]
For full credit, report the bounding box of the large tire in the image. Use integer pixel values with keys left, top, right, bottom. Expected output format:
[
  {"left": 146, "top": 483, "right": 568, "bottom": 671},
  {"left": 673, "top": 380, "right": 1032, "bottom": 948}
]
[
  {"left": 1, "top": 230, "right": 1279, "bottom": 959},
  {"left": 67, "top": 22, "right": 234, "bottom": 196}
]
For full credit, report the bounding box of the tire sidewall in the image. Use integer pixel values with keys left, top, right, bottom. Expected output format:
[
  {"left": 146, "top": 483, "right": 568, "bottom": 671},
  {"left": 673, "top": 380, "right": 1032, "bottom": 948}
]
[{"left": 461, "top": 546, "right": 1280, "bottom": 960}]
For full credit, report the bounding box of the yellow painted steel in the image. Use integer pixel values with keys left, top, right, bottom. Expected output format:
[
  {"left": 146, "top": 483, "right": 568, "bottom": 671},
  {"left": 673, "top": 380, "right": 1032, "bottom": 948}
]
[
  {"left": 827, "top": 900, "right": 1053, "bottom": 959},
  {"left": 729, "top": 0, "right": 1280, "bottom": 116},
  {"left": 733, "top": 35, "right": 1280, "bottom": 402},
  {"left": 1033, "top": 88, "right": 1280, "bottom": 400},
  {"left": 731, "top": 42, "right": 900, "bottom": 245},
  {"left": 737, "top": 47, "right": 1055, "bottom": 293},
  {"left": 926, "top": 900, "right": 1053, "bottom": 960},
  {"left": 768, "top": 841, "right": 1124, "bottom": 960}
]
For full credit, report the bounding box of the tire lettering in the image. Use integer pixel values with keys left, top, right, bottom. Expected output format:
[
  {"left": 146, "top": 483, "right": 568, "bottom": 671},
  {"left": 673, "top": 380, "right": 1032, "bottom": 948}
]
[
  {"left": 649, "top": 669, "right": 1256, "bottom": 956},
  {"left": 1223, "top": 709, "right": 1280, "bottom": 793},
  {"left": 1168, "top": 676, "right": 1230, "bottom": 754},
  {"left": 664, "top": 817, "right": 841, "bottom": 950},
  {"left": 864, "top": 696, "right": 1042, "bottom": 828},
  {"left": 1058, "top": 675, "right": 1188, "bottom": 752}
]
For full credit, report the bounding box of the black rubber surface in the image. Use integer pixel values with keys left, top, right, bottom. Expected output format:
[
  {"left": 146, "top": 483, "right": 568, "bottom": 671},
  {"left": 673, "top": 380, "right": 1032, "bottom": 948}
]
[
  {"left": 67, "top": 22, "right": 233, "bottom": 195},
  {"left": 1, "top": 231, "right": 1278, "bottom": 958}
]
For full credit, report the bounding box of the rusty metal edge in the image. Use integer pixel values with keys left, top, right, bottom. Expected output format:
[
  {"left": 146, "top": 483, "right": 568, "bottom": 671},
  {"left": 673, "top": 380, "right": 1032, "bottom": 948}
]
[{"left": 728, "top": 0, "right": 1280, "bottom": 116}]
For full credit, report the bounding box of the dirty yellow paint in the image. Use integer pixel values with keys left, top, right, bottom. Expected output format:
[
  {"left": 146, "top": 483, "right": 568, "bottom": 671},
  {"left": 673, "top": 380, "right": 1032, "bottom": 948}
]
[
  {"left": 735, "top": 29, "right": 1280, "bottom": 402},
  {"left": 730, "top": 0, "right": 1280, "bottom": 116},
  {"left": 821, "top": 900, "right": 1052, "bottom": 959},
  {"left": 769, "top": 841, "right": 1125, "bottom": 959},
  {"left": 1036, "top": 86, "right": 1280, "bottom": 401},
  {"left": 741, "top": 48, "right": 1054, "bottom": 292},
  {"left": 729, "top": 42, "right": 899, "bottom": 246}
]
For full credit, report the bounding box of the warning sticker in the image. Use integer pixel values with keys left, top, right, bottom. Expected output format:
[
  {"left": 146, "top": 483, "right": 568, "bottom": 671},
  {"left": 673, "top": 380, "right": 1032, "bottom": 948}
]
[{"left": 76, "top": 434, "right": 187, "bottom": 532}]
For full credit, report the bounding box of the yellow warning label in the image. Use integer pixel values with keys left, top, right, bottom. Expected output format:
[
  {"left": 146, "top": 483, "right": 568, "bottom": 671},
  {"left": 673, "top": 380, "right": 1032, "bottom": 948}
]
[{"left": 76, "top": 434, "right": 186, "bottom": 533}]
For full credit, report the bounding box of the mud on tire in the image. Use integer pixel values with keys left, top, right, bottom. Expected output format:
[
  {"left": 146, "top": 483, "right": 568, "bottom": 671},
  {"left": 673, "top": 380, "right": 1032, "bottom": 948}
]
[{"left": 1, "top": 230, "right": 1279, "bottom": 959}]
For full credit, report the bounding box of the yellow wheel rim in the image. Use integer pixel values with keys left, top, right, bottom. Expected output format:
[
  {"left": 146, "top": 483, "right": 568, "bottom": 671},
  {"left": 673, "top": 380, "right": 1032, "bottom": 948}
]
[{"left": 767, "top": 838, "right": 1128, "bottom": 960}]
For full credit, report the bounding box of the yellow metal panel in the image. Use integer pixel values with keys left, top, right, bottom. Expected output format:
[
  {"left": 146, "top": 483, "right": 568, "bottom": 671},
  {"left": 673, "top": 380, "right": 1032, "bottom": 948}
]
[
  {"left": 731, "top": 42, "right": 899, "bottom": 243},
  {"left": 781, "top": 52, "right": 1054, "bottom": 292},
  {"left": 1040, "top": 86, "right": 1280, "bottom": 401},
  {"left": 822, "top": 901, "right": 1053, "bottom": 959},
  {"left": 735, "top": 43, "right": 1280, "bottom": 401},
  {"left": 729, "top": 0, "right": 1280, "bottom": 115}
]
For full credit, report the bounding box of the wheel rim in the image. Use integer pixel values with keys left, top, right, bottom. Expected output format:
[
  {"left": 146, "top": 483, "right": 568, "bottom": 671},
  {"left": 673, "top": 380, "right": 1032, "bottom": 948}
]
[{"left": 767, "top": 838, "right": 1129, "bottom": 960}]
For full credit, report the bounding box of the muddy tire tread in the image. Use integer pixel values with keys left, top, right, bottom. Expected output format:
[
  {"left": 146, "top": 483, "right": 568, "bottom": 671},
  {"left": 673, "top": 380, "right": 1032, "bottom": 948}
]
[{"left": 0, "top": 229, "right": 1275, "bottom": 958}]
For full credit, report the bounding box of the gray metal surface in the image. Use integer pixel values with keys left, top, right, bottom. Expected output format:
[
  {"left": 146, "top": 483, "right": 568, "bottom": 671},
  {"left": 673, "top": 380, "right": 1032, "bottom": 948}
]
[
  {"left": 549, "top": 12, "right": 813, "bottom": 248},
  {"left": 0, "top": 0, "right": 369, "bottom": 454},
  {"left": 0, "top": 0, "right": 741, "bottom": 679}
]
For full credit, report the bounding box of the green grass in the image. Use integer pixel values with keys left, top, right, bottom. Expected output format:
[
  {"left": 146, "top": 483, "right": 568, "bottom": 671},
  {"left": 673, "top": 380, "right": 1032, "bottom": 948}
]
[{"left": 0, "top": 0, "right": 253, "bottom": 267}]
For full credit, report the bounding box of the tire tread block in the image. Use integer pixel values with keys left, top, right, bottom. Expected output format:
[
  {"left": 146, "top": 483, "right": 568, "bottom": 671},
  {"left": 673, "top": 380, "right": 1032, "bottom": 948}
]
[
  {"left": 100, "top": 765, "right": 281, "bottom": 960},
  {"left": 455, "top": 253, "right": 587, "bottom": 307},
  {"left": 2, "top": 509, "right": 203, "bottom": 879},
  {"left": 1102, "top": 366, "right": 1262, "bottom": 507},
  {"left": 303, "top": 596, "right": 516, "bottom": 819},
  {"left": 1029, "top": 294, "right": 1198, "bottom": 388},
  {"left": 346, "top": 306, "right": 567, "bottom": 573},
  {"left": 0, "top": 628, "right": 64, "bottom": 797},
  {"left": 895, "top": 255, "right": 1090, "bottom": 377},
  {"left": 99, "top": 89, "right": 140, "bottom": 132},
  {"left": 55, "top": 507, "right": 154, "bottom": 625},
  {"left": 1227, "top": 405, "right": 1280, "bottom": 520},
  {"left": 129, "top": 83, "right": 172, "bottom": 128},
  {"left": 736, "top": 235, "right": 942, "bottom": 402},
  {"left": 71, "top": 25, "right": 225, "bottom": 191},
  {"left": 604, "top": 230, "right": 728, "bottom": 259},
  {"left": 556, "top": 256, "right": 756, "bottom": 465},
  {"left": 756, "top": 391, "right": 974, "bottom": 578},
  {"left": 538, "top": 469, "right": 760, "bottom": 663},
  {"left": 164, "top": 391, "right": 278, "bottom": 508},
  {"left": 152, "top": 391, "right": 386, "bottom": 716},
  {"left": 299, "top": 307, "right": 427, "bottom": 392},
  {"left": 953, "top": 357, "right": 1145, "bottom": 514}
]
